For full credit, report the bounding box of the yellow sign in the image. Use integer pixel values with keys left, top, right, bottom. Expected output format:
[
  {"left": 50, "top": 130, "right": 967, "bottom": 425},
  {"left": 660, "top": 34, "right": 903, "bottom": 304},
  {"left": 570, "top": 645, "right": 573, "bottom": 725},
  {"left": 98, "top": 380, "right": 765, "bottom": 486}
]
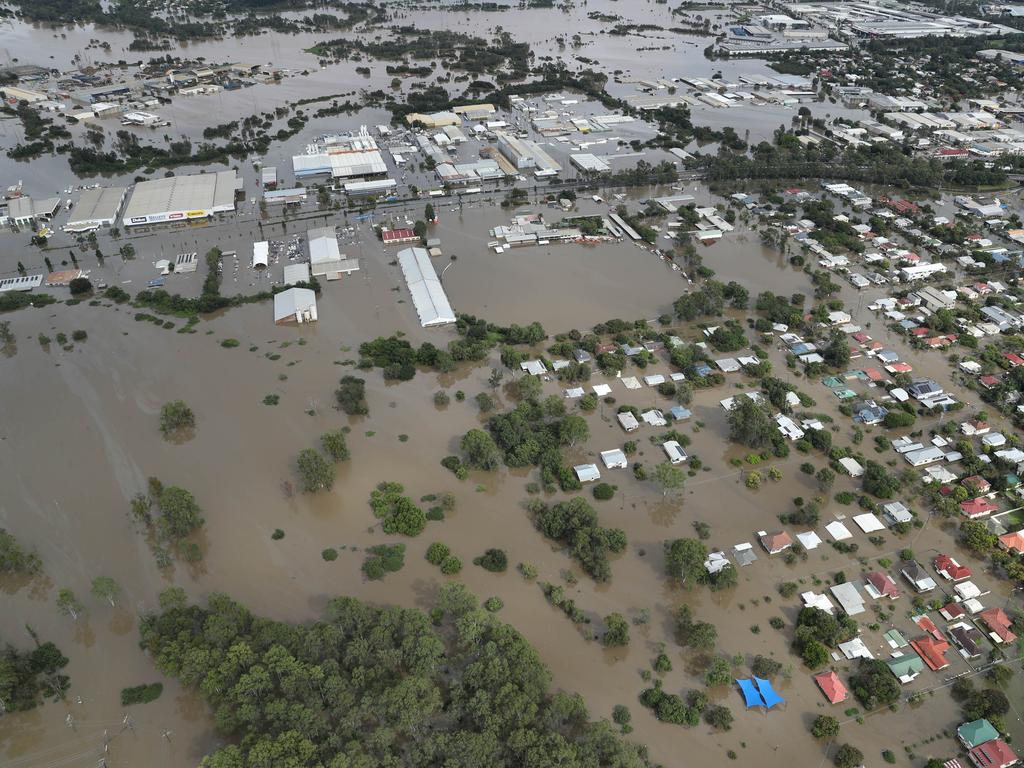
[{"left": 186, "top": 210, "right": 206, "bottom": 218}]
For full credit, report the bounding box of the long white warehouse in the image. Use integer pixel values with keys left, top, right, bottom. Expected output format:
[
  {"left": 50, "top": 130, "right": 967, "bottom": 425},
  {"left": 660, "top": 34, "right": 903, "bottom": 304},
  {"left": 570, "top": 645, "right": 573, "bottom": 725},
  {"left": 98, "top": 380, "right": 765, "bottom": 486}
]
[
  {"left": 122, "top": 170, "right": 239, "bottom": 226},
  {"left": 396, "top": 247, "right": 455, "bottom": 327}
]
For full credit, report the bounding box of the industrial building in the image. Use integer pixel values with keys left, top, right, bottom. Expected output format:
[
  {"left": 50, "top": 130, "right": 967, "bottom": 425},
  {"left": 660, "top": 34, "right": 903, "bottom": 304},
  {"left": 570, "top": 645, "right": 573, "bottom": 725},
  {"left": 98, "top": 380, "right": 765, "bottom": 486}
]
[
  {"left": 274, "top": 287, "right": 318, "bottom": 325},
  {"left": 292, "top": 129, "right": 388, "bottom": 180},
  {"left": 308, "top": 226, "right": 359, "bottom": 280},
  {"left": 495, "top": 131, "right": 562, "bottom": 174},
  {"left": 404, "top": 111, "right": 460, "bottom": 128},
  {"left": 261, "top": 166, "right": 278, "bottom": 189},
  {"left": 122, "top": 170, "right": 239, "bottom": 226},
  {"left": 396, "top": 247, "right": 455, "bottom": 328},
  {"left": 64, "top": 186, "right": 126, "bottom": 232},
  {"left": 570, "top": 153, "right": 611, "bottom": 173},
  {"left": 3, "top": 195, "right": 61, "bottom": 227}
]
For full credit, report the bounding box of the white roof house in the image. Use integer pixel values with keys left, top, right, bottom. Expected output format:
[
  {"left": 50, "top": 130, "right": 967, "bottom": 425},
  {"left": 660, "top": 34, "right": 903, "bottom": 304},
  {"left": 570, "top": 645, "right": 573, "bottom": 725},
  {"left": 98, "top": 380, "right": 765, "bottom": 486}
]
[
  {"left": 796, "top": 531, "right": 822, "bottom": 550},
  {"left": 521, "top": 360, "right": 547, "bottom": 376},
  {"left": 642, "top": 409, "right": 667, "bottom": 427},
  {"left": 600, "top": 449, "right": 628, "bottom": 469},
  {"left": 802, "top": 591, "right": 835, "bottom": 614},
  {"left": 662, "top": 440, "right": 688, "bottom": 464},
  {"left": 830, "top": 582, "right": 866, "bottom": 616},
  {"left": 839, "top": 638, "right": 874, "bottom": 660},
  {"left": 592, "top": 384, "right": 612, "bottom": 397},
  {"left": 273, "top": 287, "right": 317, "bottom": 325},
  {"left": 853, "top": 513, "right": 885, "bottom": 533},
  {"left": 825, "top": 521, "right": 853, "bottom": 541},
  {"left": 839, "top": 457, "right": 864, "bottom": 477},
  {"left": 574, "top": 464, "right": 601, "bottom": 483},
  {"left": 283, "top": 263, "right": 311, "bottom": 285},
  {"left": 396, "top": 247, "right": 456, "bottom": 327},
  {"left": 564, "top": 387, "right": 585, "bottom": 399},
  {"left": 617, "top": 412, "right": 640, "bottom": 432}
]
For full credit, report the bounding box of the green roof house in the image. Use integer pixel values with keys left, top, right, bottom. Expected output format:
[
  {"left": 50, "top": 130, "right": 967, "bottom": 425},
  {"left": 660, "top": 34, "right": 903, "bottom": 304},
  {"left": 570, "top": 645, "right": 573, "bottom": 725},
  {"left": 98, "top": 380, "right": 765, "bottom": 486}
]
[
  {"left": 885, "top": 654, "right": 924, "bottom": 684},
  {"left": 958, "top": 719, "right": 1000, "bottom": 749}
]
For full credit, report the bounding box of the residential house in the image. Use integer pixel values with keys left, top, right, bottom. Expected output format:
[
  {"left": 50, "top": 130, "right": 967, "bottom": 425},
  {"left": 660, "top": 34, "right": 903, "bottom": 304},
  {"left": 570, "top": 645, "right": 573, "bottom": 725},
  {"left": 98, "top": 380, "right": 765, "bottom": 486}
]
[
  {"left": 961, "top": 498, "right": 998, "bottom": 519},
  {"left": 573, "top": 464, "right": 601, "bottom": 483},
  {"left": 813, "top": 671, "right": 848, "bottom": 704},
  {"left": 949, "top": 623, "right": 985, "bottom": 659},
  {"left": 617, "top": 412, "right": 639, "bottom": 432},
  {"left": 968, "top": 739, "right": 1018, "bottom": 768},
  {"left": 962, "top": 475, "right": 992, "bottom": 495},
  {"left": 759, "top": 530, "right": 793, "bottom": 555},
  {"left": 864, "top": 571, "right": 901, "bottom": 600},
  {"left": 958, "top": 719, "right": 1000, "bottom": 750},
  {"left": 901, "top": 561, "right": 937, "bottom": 592},
  {"left": 910, "top": 635, "right": 951, "bottom": 671},
  {"left": 998, "top": 530, "right": 1024, "bottom": 554},
  {"left": 600, "top": 449, "right": 628, "bottom": 469},
  {"left": 979, "top": 608, "right": 1018, "bottom": 645},
  {"left": 886, "top": 654, "right": 925, "bottom": 684},
  {"left": 882, "top": 501, "right": 914, "bottom": 527},
  {"left": 935, "top": 554, "right": 972, "bottom": 582}
]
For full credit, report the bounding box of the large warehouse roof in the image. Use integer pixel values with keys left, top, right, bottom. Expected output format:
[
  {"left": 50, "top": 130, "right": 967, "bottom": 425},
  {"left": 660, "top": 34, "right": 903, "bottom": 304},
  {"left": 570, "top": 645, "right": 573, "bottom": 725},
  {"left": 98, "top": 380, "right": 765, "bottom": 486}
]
[
  {"left": 66, "top": 186, "right": 126, "bottom": 230},
  {"left": 396, "top": 247, "right": 455, "bottom": 327},
  {"left": 122, "top": 170, "right": 239, "bottom": 222}
]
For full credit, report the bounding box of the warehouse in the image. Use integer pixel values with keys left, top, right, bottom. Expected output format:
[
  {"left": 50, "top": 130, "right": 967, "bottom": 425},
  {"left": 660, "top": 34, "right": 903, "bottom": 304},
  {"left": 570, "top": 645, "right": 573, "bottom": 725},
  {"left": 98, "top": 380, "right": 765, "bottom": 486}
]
[
  {"left": 5, "top": 195, "right": 61, "bottom": 227},
  {"left": 495, "top": 131, "right": 562, "bottom": 174},
  {"left": 122, "top": 170, "right": 239, "bottom": 226},
  {"left": 396, "top": 247, "right": 455, "bottom": 327},
  {"left": 571, "top": 153, "right": 611, "bottom": 173},
  {"left": 292, "top": 130, "right": 388, "bottom": 180},
  {"left": 274, "top": 287, "right": 317, "bottom": 325},
  {"left": 64, "top": 186, "right": 126, "bottom": 232},
  {"left": 308, "top": 226, "right": 359, "bottom": 280}
]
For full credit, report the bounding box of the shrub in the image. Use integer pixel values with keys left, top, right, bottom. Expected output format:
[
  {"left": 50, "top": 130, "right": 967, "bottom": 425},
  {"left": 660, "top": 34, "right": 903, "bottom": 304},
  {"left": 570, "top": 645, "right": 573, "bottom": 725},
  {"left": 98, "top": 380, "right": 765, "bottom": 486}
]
[
  {"left": 297, "top": 448, "right": 335, "bottom": 492},
  {"left": 474, "top": 548, "right": 507, "bottom": 572},
  {"left": 602, "top": 613, "right": 630, "bottom": 647},
  {"left": 321, "top": 430, "right": 350, "bottom": 461},
  {"left": 433, "top": 390, "right": 450, "bottom": 406},
  {"left": 439, "top": 555, "right": 462, "bottom": 574},
  {"left": 483, "top": 596, "right": 503, "bottom": 612},
  {"left": 425, "top": 542, "right": 450, "bottom": 565},
  {"left": 120, "top": 683, "right": 163, "bottom": 706},
  {"left": 518, "top": 561, "right": 538, "bottom": 580},
  {"left": 321, "top": 548, "right": 338, "bottom": 561},
  {"left": 69, "top": 277, "right": 93, "bottom": 296},
  {"left": 612, "top": 704, "right": 631, "bottom": 726},
  {"left": 833, "top": 744, "right": 864, "bottom": 768},
  {"left": 811, "top": 714, "right": 839, "bottom": 739},
  {"left": 703, "top": 704, "right": 733, "bottom": 731},
  {"left": 221, "top": 338, "right": 240, "bottom": 348},
  {"left": 271, "top": 529, "right": 285, "bottom": 540},
  {"left": 654, "top": 654, "right": 672, "bottom": 673},
  {"left": 778, "top": 581, "right": 798, "bottom": 598},
  {"left": 362, "top": 544, "right": 405, "bottom": 580},
  {"left": 592, "top": 483, "right": 615, "bottom": 501},
  {"left": 336, "top": 376, "right": 368, "bottom": 415},
  {"left": 159, "top": 400, "right": 195, "bottom": 436},
  {"left": 71, "top": 329, "right": 87, "bottom": 341}
]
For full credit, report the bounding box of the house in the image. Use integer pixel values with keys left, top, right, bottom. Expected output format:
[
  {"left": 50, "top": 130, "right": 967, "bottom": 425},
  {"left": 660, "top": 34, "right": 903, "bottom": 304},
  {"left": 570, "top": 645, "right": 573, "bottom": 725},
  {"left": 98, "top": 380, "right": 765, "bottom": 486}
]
[
  {"left": 839, "top": 457, "right": 864, "bottom": 477},
  {"left": 905, "top": 446, "right": 946, "bottom": 467},
  {"left": 759, "top": 530, "right": 793, "bottom": 555},
  {"left": 907, "top": 379, "right": 943, "bottom": 400},
  {"left": 962, "top": 475, "right": 992, "bottom": 495},
  {"left": 998, "top": 530, "right": 1024, "bottom": 554},
  {"left": 910, "top": 635, "right": 950, "bottom": 671},
  {"left": 940, "top": 602, "right": 967, "bottom": 622},
  {"left": 600, "top": 449, "right": 628, "bottom": 469},
  {"left": 934, "top": 554, "right": 972, "bottom": 582},
  {"left": 642, "top": 409, "right": 667, "bottom": 427},
  {"left": 573, "top": 464, "right": 600, "bottom": 483},
  {"left": 961, "top": 498, "right": 998, "bottom": 519},
  {"left": 901, "top": 561, "right": 937, "bottom": 592},
  {"left": 979, "top": 608, "right": 1017, "bottom": 645},
  {"left": 273, "top": 288, "right": 317, "bottom": 325},
  {"left": 617, "top": 412, "right": 639, "bottom": 432},
  {"left": 802, "top": 591, "right": 835, "bottom": 613},
  {"left": 662, "top": 440, "right": 688, "bottom": 465},
  {"left": 979, "top": 375, "right": 1002, "bottom": 390},
  {"left": 732, "top": 542, "right": 758, "bottom": 567},
  {"left": 838, "top": 637, "right": 873, "bottom": 660},
  {"left": 380, "top": 227, "right": 420, "bottom": 245},
  {"left": 886, "top": 654, "right": 925, "bottom": 683},
  {"left": 949, "top": 622, "right": 985, "bottom": 658},
  {"left": 882, "top": 501, "right": 913, "bottom": 527},
  {"left": 958, "top": 719, "right": 1000, "bottom": 750},
  {"left": 704, "top": 551, "right": 730, "bottom": 575},
  {"left": 968, "top": 739, "right": 1018, "bottom": 768},
  {"left": 864, "top": 571, "right": 901, "bottom": 600},
  {"left": 813, "top": 671, "right": 848, "bottom": 704},
  {"left": 521, "top": 360, "right": 547, "bottom": 376},
  {"left": 830, "top": 582, "right": 866, "bottom": 616}
]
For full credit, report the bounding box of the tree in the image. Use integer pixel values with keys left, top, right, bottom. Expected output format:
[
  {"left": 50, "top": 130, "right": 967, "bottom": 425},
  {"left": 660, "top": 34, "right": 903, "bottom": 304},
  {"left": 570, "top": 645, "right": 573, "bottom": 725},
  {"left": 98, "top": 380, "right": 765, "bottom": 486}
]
[
  {"left": 296, "top": 449, "right": 336, "bottom": 492},
  {"left": 335, "top": 376, "right": 368, "bottom": 415},
  {"left": 91, "top": 576, "right": 121, "bottom": 606},
  {"left": 603, "top": 613, "right": 630, "bottom": 647},
  {"left": 474, "top": 548, "right": 507, "bottom": 572},
  {"left": 849, "top": 658, "right": 900, "bottom": 709},
  {"left": 833, "top": 744, "right": 864, "bottom": 768},
  {"left": 811, "top": 714, "right": 840, "bottom": 739},
  {"left": 727, "top": 397, "right": 774, "bottom": 448},
  {"left": 883, "top": 410, "right": 915, "bottom": 429},
  {"left": 159, "top": 400, "right": 195, "bottom": 436},
  {"left": 320, "top": 430, "right": 350, "bottom": 461},
  {"left": 664, "top": 538, "right": 707, "bottom": 585},
  {"left": 801, "top": 640, "right": 830, "bottom": 669},
  {"left": 863, "top": 461, "right": 899, "bottom": 499},
  {"left": 823, "top": 331, "right": 851, "bottom": 368},
  {"left": 703, "top": 704, "right": 733, "bottom": 730},
  {"left": 816, "top": 467, "right": 835, "bottom": 492},
  {"left": 654, "top": 462, "right": 685, "bottom": 497},
  {"left": 156, "top": 486, "right": 204, "bottom": 541},
  {"left": 0, "top": 528, "right": 42, "bottom": 574},
  {"left": 558, "top": 415, "right": 589, "bottom": 446},
  {"left": 425, "top": 203, "right": 435, "bottom": 221},
  {"left": 751, "top": 655, "right": 782, "bottom": 678},
  {"left": 961, "top": 520, "right": 997, "bottom": 553},
  {"left": 704, "top": 657, "right": 731, "bottom": 686},
  {"left": 68, "top": 276, "right": 93, "bottom": 296},
  {"left": 460, "top": 429, "right": 501, "bottom": 470},
  {"left": 56, "top": 588, "right": 83, "bottom": 620},
  {"left": 488, "top": 368, "right": 504, "bottom": 389},
  {"left": 676, "top": 605, "right": 718, "bottom": 650}
]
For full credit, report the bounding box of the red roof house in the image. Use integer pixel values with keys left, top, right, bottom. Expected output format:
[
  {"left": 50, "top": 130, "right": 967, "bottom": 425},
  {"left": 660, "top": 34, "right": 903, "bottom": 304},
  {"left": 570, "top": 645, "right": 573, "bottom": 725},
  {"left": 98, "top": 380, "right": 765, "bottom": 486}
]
[
  {"left": 914, "top": 614, "right": 944, "bottom": 641},
  {"left": 1004, "top": 352, "right": 1024, "bottom": 368},
  {"left": 380, "top": 228, "right": 420, "bottom": 245},
  {"left": 911, "top": 635, "right": 951, "bottom": 671},
  {"left": 889, "top": 362, "right": 914, "bottom": 373},
  {"left": 939, "top": 602, "right": 966, "bottom": 621},
  {"left": 968, "top": 739, "right": 1018, "bottom": 768},
  {"left": 998, "top": 531, "right": 1024, "bottom": 555},
  {"left": 934, "top": 554, "right": 972, "bottom": 582},
  {"left": 961, "top": 498, "right": 998, "bottom": 519},
  {"left": 979, "top": 608, "right": 1018, "bottom": 645},
  {"left": 865, "top": 571, "right": 901, "bottom": 599},
  {"left": 813, "top": 671, "right": 848, "bottom": 704},
  {"left": 760, "top": 530, "right": 793, "bottom": 555},
  {"left": 979, "top": 375, "right": 1002, "bottom": 390},
  {"left": 962, "top": 476, "right": 992, "bottom": 496}
]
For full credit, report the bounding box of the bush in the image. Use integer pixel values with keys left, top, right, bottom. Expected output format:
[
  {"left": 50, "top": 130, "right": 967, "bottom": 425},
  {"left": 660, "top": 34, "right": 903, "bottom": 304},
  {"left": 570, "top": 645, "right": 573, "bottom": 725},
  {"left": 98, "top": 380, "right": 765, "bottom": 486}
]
[
  {"left": 369, "top": 482, "right": 426, "bottom": 536},
  {"left": 297, "top": 448, "right": 336, "bottom": 492},
  {"left": 883, "top": 410, "right": 915, "bottom": 429},
  {"left": 321, "top": 548, "right": 338, "bottom": 561},
  {"left": 336, "top": 376, "right": 368, "bottom": 415},
  {"left": 71, "top": 329, "right": 87, "bottom": 341},
  {"left": 439, "top": 555, "right": 462, "bottom": 574},
  {"left": 159, "top": 400, "right": 195, "bottom": 436},
  {"left": 321, "top": 430, "right": 349, "bottom": 461},
  {"left": 592, "top": 483, "right": 615, "bottom": 501},
  {"left": 654, "top": 653, "right": 673, "bottom": 673},
  {"left": 602, "top": 613, "right": 630, "bottom": 647},
  {"left": 703, "top": 704, "right": 733, "bottom": 731},
  {"left": 271, "top": 529, "right": 285, "bottom": 540},
  {"left": 833, "top": 744, "right": 864, "bottom": 768},
  {"left": 425, "top": 542, "right": 450, "bottom": 565},
  {"left": 778, "top": 581, "right": 798, "bottom": 598},
  {"left": 483, "top": 596, "right": 503, "bottom": 612},
  {"left": 612, "top": 704, "right": 631, "bottom": 726},
  {"left": 518, "top": 561, "right": 538, "bottom": 580},
  {"left": 751, "top": 655, "right": 782, "bottom": 678},
  {"left": 362, "top": 544, "right": 405, "bottom": 580},
  {"left": 221, "top": 338, "right": 240, "bottom": 348},
  {"left": 120, "top": 683, "right": 163, "bottom": 706},
  {"left": 433, "top": 390, "right": 450, "bottom": 407},
  {"left": 69, "top": 277, "right": 93, "bottom": 296},
  {"left": 474, "top": 548, "right": 507, "bottom": 572}
]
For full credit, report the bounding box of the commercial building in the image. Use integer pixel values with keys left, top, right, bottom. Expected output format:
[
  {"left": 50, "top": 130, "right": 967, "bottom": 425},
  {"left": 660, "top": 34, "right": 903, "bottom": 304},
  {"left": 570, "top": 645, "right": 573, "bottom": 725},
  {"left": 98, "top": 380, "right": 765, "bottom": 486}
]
[
  {"left": 570, "top": 153, "right": 611, "bottom": 173},
  {"left": 64, "top": 186, "right": 126, "bottom": 232},
  {"left": 292, "top": 129, "right": 388, "bottom": 180},
  {"left": 274, "top": 287, "right": 318, "bottom": 325},
  {"left": 261, "top": 166, "right": 278, "bottom": 190},
  {"left": 495, "top": 131, "right": 562, "bottom": 174},
  {"left": 396, "top": 247, "right": 456, "bottom": 328},
  {"left": 122, "top": 170, "right": 239, "bottom": 226},
  {"left": 404, "top": 111, "right": 460, "bottom": 128},
  {"left": 4, "top": 195, "right": 61, "bottom": 227},
  {"left": 308, "top": 226, "right": 359, "bottom": 280}
]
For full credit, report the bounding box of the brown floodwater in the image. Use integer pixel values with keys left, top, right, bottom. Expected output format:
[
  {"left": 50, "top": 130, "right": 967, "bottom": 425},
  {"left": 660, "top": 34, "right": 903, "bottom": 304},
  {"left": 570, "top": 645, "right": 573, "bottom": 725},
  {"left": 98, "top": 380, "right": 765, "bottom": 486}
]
[{"left": 2, "top": 226, "right": 1021, "bottom": 767}]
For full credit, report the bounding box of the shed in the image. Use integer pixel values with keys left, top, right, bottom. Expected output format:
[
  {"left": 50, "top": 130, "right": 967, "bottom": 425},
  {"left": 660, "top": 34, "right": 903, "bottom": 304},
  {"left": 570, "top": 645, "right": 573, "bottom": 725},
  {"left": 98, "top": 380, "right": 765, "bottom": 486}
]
[
  {"left": 662, "top": 440, "right": 687, "bottom": 464},
  {"left": 600, "top": 449, "right": 627, "bottom": 469},
  {"left": 839, "top": 457, "right": 864, "bottom": 477},
  {"left": 617, "top": 412, "right": 639, "bottom": 432},
  {"left": 273, "top": 288, "right": 317, "bottom": 325},
  {"left": 573, "top": 464, "right": 601, "bottom": 483},
  {"left": 829, "top": 582, "right": 866, "bottom": 616}
]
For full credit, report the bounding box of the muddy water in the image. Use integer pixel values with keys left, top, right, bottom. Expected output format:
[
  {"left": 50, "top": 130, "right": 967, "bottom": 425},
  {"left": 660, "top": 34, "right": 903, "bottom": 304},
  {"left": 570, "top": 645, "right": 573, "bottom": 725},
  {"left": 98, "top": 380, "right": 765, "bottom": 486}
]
[{"left": 2, "top": 244, "right": 1021, "bottom": 767}]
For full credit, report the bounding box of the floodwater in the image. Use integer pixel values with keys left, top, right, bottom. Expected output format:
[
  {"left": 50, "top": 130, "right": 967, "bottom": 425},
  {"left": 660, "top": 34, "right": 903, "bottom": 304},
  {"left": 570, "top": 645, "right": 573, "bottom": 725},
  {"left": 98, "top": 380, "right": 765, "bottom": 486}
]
[{"left": 2, "top": 222, "right": 1022, "bottom": 767}]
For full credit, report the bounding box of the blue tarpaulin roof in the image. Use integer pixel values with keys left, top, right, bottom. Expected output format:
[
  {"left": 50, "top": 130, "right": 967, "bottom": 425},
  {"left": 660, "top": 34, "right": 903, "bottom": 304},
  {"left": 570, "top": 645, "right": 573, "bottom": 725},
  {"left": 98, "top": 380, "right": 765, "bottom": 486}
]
[
  {"left": 755, "top": 677, "right": 784, "bottom": 709},
  {"left": 737, "top": 679, "right": 764, "bottom": 708}
]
